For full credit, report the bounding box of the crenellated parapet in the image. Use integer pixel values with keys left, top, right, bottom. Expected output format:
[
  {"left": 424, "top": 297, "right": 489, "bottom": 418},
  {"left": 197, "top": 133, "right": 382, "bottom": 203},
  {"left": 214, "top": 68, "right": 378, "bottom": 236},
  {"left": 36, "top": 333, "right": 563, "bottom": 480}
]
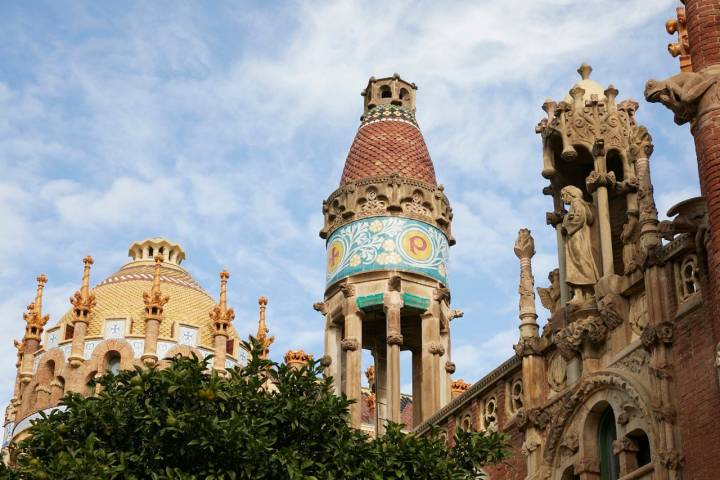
[{"left": 320, "top": 174, "right": 454, "bottom": 244}]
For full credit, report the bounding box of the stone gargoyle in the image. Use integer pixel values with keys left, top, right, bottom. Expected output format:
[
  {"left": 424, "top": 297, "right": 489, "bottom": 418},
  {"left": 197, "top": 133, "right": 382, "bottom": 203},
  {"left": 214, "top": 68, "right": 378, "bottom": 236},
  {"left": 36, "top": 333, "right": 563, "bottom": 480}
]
[{"left": 644, "top": 68, "right": 720, "bottom": 125}]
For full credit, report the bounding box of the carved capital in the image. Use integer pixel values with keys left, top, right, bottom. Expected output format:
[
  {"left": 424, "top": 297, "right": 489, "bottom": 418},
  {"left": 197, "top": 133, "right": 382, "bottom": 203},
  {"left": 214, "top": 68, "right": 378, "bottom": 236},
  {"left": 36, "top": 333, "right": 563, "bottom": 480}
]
[
  {"left": 434, "top": 286, "right": 451, "bottom": 304},
  {"left": 585, "top": 170, "right": 616, "bottom": 194},
  {"left": 597, "top": 293, "right": 627, "bottom": 331},
  {"left": 339, "top": 283, "right": 356, "bottom": 298},
  {"left": 546, "top": 210, "right": 567, "bottom": 227},
  {"left": 428, "top": 341, "right": 445, "bottom": 356},
  {"left": 559, "top": 432, "right": 579, "bottom": 456},
  {"left": 613, "top": 437, "right": 638, "bottom": 456},
  {"left": 386, "top": 333, "right": 403, "bottom": 346},
  {"left": 341, "top": 337, "right": 360, "bottom": 351},
  {"left": 514, "top": 336, "right": 542, "bottom": 357},
  {"left": 527, "top": 408, "right": 551, "bottom": 430}
]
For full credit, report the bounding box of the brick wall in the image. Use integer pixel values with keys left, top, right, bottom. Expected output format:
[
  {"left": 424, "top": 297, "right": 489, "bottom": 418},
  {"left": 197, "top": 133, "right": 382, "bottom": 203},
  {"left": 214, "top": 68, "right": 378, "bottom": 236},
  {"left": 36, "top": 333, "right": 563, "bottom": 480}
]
[{"left": 672, "top": 304, "right": 720, "bottom": 479}]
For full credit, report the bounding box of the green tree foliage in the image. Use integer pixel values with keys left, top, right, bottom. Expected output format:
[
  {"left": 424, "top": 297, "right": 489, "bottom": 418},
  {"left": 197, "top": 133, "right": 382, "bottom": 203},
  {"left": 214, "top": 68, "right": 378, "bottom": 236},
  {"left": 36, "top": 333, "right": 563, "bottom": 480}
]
[{"left": 1, "top": 342, "right": 509, "bottom": 479}]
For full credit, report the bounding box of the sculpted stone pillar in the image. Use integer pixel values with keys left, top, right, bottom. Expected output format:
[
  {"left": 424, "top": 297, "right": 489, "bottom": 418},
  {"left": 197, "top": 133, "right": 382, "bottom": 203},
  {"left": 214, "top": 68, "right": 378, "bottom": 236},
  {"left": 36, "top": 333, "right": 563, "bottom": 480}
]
[
  {"left": 384, "top": 287, "right": 403, "bottom": 424},
  {"left": 142, "top": 256, "right": 169, "bottom": 367},
  {"left": 373, "top": 340, "right": 388, "bottom": 435},
  {"left": 513, "top": 229, "right": 546, "bottom": 479},
  {"left": 68, "top": 256, "right": 96, "bottom": 368},
  {"left": 342, "top": 294, "right": 363, "bottom": 428},
  {"left": 421, "top": 309, "right": 442, "bottom": 422}
]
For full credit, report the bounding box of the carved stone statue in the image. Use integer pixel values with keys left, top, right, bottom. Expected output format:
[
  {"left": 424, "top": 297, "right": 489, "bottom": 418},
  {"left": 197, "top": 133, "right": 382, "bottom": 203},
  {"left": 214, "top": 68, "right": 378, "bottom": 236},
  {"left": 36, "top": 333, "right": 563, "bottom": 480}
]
[
  {"left": 538, "top": 268, "right": 561, "bottom": 315},
  {"left": 560, "top": 186, "right": 599, "bottom": 306},
  {"left": 644, "top": 67, "right": 720, "bottom": 125},
  {"left": 621, "top": 212, "right": 640, "bottom": 274}
]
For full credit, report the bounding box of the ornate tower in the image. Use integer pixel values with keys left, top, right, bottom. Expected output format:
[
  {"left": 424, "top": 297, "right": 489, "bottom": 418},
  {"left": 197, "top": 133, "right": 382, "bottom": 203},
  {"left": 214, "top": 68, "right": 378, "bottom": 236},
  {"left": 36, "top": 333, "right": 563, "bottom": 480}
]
[{"left": 317, "top": 74, "right": 458, "bottom": 431}]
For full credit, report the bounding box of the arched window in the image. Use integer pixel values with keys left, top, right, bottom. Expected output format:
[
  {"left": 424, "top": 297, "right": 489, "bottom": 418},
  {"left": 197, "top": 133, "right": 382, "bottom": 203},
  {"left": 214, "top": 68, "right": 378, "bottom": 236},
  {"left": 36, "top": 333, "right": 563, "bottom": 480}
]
[
  {"left": 379, "top": 85, "right": 392, "bottom": 98},
  {"left": 627, "top": 430, "right": 651, "bottom": 469},
  {"left": 598, "top": 408, "right": 620, "bottom": 480},
  {"left": 106, "top": 352, "right": 121, "bottom": 376}
]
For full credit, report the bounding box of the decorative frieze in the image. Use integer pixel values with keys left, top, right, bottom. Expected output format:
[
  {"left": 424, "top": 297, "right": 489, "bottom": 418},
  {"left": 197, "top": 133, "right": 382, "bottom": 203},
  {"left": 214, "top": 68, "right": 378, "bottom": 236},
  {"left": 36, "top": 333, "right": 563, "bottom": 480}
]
[{"left": 320, "top": 174, "right": 454, "bottom": 243}]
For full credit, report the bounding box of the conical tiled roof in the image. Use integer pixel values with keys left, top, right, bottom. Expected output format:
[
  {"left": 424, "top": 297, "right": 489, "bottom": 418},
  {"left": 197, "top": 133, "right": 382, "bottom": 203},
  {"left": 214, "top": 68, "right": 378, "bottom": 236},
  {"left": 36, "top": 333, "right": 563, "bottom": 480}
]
[{"left": 340, "top": 104, "right": 436, "bottom": 186}]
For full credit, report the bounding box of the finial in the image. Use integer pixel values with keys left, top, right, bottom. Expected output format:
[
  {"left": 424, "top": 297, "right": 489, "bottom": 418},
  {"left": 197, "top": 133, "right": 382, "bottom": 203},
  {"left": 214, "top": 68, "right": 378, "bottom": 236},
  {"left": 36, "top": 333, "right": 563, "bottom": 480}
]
[
  {"left": 284, "top": 349, "right": 311, "bottom": 369},
  {"left": 210, "top": 270, "right": 235, "bottom": 335},
  {"left": 143, "top": 255, "right": 169, "bottom": 321},
  {"left": 514, "top": 229, "right": 539, "bottom": 342},
  {"left": 22, "top": 274, "right": 50, "bottom": 343},
  {"left": 365, "top": 365, "right": 376, "bottom": 389},
  {"left": 451, "top": 379, "right": 470, "bottom": 398},
  {"left": 70, "top": 256, "right": 96, "bottom": 324},
  {"left": 256, "top": 296, "right": 274, "bottom": 359},
  {"left": 514, "top": 229, "right": 536, "bottom": 260},
  {"left": 577, "top": 63, "right": 592, "bottom": 80}
]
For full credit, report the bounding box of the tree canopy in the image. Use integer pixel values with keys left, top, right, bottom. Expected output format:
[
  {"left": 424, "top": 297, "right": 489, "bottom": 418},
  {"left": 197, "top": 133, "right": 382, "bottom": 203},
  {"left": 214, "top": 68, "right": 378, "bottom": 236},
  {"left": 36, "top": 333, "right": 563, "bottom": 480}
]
[{"left": 2, "top": 343, "right": 509, "bottom": 479}]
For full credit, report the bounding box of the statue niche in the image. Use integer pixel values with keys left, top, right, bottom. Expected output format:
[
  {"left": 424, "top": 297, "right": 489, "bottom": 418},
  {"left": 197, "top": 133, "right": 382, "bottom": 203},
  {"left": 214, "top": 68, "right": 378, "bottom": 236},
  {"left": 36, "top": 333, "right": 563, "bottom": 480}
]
[{"left": 560, "top": 185, "right": 599, "bottom": 307}]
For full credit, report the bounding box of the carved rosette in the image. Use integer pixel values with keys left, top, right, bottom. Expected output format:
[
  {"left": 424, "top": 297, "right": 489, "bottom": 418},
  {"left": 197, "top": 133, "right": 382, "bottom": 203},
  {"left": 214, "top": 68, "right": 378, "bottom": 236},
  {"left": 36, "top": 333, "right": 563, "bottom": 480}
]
[{"left": 320, "top": 174, "right": 454, "bottom": 244}]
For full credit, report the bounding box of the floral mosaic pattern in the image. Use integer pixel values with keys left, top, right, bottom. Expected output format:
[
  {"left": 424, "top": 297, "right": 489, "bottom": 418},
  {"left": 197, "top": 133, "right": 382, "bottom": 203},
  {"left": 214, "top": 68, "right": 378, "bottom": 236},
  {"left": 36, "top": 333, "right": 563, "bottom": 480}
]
[{"left": 326, "top": 217, "right": 449, "bottom": 287}]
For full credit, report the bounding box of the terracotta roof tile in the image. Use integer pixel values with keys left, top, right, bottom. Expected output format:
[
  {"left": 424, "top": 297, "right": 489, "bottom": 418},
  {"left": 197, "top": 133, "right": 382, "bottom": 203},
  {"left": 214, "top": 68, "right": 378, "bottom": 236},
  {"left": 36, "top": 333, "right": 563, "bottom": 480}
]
[{"left": 340, "top": 116, "right": 436, "bottom": 186}]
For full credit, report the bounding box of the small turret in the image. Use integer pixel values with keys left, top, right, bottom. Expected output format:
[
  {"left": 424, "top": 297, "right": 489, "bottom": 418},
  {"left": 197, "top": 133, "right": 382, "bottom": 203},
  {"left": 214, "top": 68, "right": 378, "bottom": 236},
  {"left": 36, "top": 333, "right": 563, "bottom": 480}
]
[
  {"left": 256, "top": 296, "right": 274, "bottom": 359},
  {"left": 361, "top": 73, "right": 417, "bottom": 115},
  {"left": 141, "top": 255, "right": 169, "bottom": 366},
  {"left": 68, "top": 256, "right": 96, "bottom": 367},
  {"left": 210, "top": 270, "right": 235, "bottom": 372}
]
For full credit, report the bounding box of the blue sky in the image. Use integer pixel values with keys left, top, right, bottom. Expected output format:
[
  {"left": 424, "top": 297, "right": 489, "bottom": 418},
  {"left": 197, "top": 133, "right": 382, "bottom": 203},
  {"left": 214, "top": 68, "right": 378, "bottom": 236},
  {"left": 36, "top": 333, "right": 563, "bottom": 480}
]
[{"left": 0, "top": 0, "right": 699, "bottom": 402}]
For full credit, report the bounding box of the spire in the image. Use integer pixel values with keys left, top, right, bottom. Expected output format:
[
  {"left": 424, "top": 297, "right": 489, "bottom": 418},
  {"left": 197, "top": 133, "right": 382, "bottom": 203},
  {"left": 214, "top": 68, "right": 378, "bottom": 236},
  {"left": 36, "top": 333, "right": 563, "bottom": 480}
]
[
  {"left": 513, "top": 229, "right": 539, "bottom": 339},
  {"left": 23, "top": 274, "right": 49, "bottom": 343},
  {"left": 210, "top": 270, "right": 235, "bottom": 335},
  {"left": 143, "top": 255, "right": 169, "bottom": 322},
  {"left": 256, "top": 296, "right": 274, "bottom": 359},
  {"left": 70, "top": 256, "right": 96, "bottom": 324}
]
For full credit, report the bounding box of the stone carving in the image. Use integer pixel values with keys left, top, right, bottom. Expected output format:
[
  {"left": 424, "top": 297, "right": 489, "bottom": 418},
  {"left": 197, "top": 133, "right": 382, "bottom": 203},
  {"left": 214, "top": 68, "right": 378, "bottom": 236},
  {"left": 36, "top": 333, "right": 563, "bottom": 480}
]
[
  {"left": 543, "top": 373, "right": 647, "bottom": 463},
  {"left": 628, "top": 293, "right": 648, "bottom": 336},
  {"left": 612, "top": 437, "right": 638, "bottom": 456},
  {"left": 428, "top": 342, "right": 445, "bottom": 356},
  {"left": 676, "top": 254, "right": 701, "bottom": 303},
  {"left": 547, "top": 353, "right": 568, "bottom": 392},
  {"left": 514, "top": 336, "right": 542, "bottom": 357},
  {"left": 312, "top": 302, "right": 327, "bottom": 315},
  {"left": 658, "top": 450, "right": 685, "bottom": 470},
  {"left": 644, "top": 66, "right": 720, "bottom": 125},
  {"left": 621, "top": 212, "right": 640, "bottom": 274},
  {"left": 585, "top": 171, "right": 616, "bottom": 194},
  {"left": 386, "top": 333, "right": 403, "bottom": 346},
  {"left": 612, "top": 348, "right": 649, "bottom": 375},
  {"left": 445, "top": 361, "right": 456, "bottom": 374},
  {"left": 521, "top": 439, "right": 541, "bottom": 457},
  {"left": 319, "top": 355, "right": 332, "bottom": 367},
  {"left": 538, "top": 269, "right": 561, "bottom": 315},
  {"left": 510, "top": 378, "right": 524, "bottom": 412},
  {"left": 559, "top": 432, "right": 579, "bottom": 456},
  {"left": 527, "top": 408, "right": 551, "bottom": 430},
  {"left": 339, "top": 283, "right": 356, "bottom": 298},
  {"left": 320, "top": 174, "right": 454, "bottom": 244},
  {"left": 555, "top": 314, "right": 607, "bottom": 356},
  {"left": 596, "top": 293, "right": 628, "bottom": 331},
  {"left": 652, "top": 404, "right": 677, "bottom": 424},
  {"left": 616, "top": 402, "right": 638, "bottom": 426},
  {"left": 560, "top": 186, "right": 599, "bottom": 307},
  {"left": 641, "top": 321, "right": 674, "bottom": 350},
  {"left": 340, "top": 337, "right": 359, "bottom": 351}
]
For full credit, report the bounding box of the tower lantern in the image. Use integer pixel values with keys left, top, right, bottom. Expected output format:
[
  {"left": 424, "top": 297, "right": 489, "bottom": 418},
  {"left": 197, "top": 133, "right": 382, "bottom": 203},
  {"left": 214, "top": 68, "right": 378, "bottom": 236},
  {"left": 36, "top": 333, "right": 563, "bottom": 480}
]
[{"left": 317, "top": 75, "right": 458, "bottom": 432}]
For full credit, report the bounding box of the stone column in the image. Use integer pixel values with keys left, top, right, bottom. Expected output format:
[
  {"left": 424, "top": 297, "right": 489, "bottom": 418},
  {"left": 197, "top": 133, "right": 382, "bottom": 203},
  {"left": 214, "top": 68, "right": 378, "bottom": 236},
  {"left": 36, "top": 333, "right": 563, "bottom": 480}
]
[
  {"left": 421, "top": 310, "right": 442, "bottom": 422},
  {"left": 141, "top": 256, "right": 168, "bottom": 367},
  {"left": 142, "top": 318, "right": 160, "bottom": 366},
  {"left": 34, "top": 385, "right": 51, "bottom": 410},
  {"left": 342, "top": 305, "right": 363, "bottom": 428},
  {"left": 385, "top": 300, "right": 402, "bottom": 424},
  {"left": 589, "top": 140, "right": 615, "bottom": 276},
  {"left": 373, "top": 340, "right": 388, "bottom": 435},
  {"left": 324, "top": 318, "right": 342, "bottom": 395},
  {"left": 412, "top": 349, "right": 423, "bottom": 427},
  {"left": 68, "top": 320, "right": 87, "bottom": 368},
  {"left": 49, "top": 379, "right": 64, "bottom": 405}
]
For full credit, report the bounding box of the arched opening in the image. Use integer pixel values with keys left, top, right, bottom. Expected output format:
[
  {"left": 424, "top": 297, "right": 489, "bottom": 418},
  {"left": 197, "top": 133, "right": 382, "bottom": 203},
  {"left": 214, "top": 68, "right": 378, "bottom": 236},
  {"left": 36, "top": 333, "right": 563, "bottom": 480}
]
[
  {"left": 561, "top": 466, "right": 580, "bottom": 480},
  {"left": 85, "top": 372, "right": 97, "bottom": 397},
  {"left": 598, "top": 407, "right": 620, "bottom": 480},
  {"left": 148, "top": 246, "right": 154, "bottom": 258},
  {"left": 379, "top": 85, "right": 392, "bottom": 99},
  {"left": 627, "top": 429, "right": 651, "bottom": 469},
  {"left": 105, "top": 351, "right": 121, "bottom": 376}
]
